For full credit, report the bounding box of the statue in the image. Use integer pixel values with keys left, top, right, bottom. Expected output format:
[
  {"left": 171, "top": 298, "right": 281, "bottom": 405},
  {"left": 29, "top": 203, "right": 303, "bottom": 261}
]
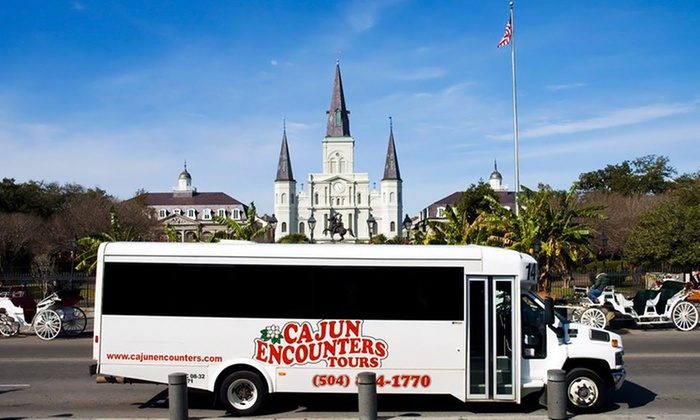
[{"left": 323, "top": 211, "right": 355, "bottom": 242}]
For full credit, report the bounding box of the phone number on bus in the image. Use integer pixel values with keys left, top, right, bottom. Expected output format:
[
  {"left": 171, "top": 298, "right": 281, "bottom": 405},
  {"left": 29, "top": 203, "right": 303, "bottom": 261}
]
[{"left": 312, "top": 374, "right": 432, "bottom": 388}]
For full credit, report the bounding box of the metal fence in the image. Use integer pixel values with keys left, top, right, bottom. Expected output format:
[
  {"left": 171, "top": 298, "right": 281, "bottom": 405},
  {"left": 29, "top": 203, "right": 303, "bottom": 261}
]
[
  {"left": 0, "top": 272, "right": 95, "bottom": 308},
  {"left": 1, "top": 268, "right": 691, "bottom": 311}
]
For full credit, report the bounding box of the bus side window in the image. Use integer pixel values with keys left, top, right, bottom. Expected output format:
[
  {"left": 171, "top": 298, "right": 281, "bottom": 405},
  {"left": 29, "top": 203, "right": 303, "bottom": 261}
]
[{"left": 521, "top": 295, "right": 546, "bottom": 359}]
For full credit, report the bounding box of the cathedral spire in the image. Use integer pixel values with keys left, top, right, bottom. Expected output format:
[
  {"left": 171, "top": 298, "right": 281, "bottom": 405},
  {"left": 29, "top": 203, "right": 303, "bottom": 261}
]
[
  {"left": 382, "top": 116, "right": 401, "bottom": 181},
  {"left": 325, "top": 60, "right": 351, "bottom": 137},
  {"left": 275, "top": 120, "right": 294, "bottom": 181}
]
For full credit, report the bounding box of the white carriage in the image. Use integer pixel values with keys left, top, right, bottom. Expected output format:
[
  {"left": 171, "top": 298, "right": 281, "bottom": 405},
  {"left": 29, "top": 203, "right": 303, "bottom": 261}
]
[
  {"left": 569, "top": 277, "right": 700, "bottom": 331},
  {"left": 0, "top": 288, "right": 87, "bottom": 340}
]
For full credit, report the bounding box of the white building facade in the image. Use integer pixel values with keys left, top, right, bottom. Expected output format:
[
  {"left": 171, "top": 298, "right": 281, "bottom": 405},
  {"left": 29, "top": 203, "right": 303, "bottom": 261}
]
[{"left": 273, "top": 62, "right": 405, "bottom": 243}]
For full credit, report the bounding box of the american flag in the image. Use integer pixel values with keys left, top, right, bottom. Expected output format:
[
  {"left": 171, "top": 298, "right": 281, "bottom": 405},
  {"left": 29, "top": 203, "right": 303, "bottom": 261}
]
[{"left": 498, "top": 17, "right": 512, "bottom": 48}]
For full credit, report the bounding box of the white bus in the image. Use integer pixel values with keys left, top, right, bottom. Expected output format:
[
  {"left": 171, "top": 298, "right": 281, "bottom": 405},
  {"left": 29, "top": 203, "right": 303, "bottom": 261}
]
[{"left": 90, "top": 241, "right": 625, "bottom": 415}]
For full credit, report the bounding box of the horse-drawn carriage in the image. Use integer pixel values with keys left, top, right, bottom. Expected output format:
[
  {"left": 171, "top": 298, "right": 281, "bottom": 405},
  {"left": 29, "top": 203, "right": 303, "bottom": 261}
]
[
  {"left": 568, "top": 275, "right": 700, "bottom": 331},
  {"left": 0, "top": 286, "right": 87, "bottom": 340}
]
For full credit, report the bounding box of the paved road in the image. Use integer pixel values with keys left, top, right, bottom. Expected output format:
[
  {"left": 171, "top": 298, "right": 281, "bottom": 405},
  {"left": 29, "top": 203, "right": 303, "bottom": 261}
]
[{"left": 2, "top": 315, "right": 700, "bottom": 419}]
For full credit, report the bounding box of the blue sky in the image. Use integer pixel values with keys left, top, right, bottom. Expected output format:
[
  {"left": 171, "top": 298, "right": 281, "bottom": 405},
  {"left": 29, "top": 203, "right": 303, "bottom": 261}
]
[{"left": 1, "top": 1, "right": 699, "bottom": 217}]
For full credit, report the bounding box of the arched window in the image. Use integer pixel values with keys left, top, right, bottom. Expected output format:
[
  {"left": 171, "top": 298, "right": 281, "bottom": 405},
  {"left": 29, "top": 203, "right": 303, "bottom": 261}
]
[
  {"left": 281, "top": 222, "right": 287, "bottom": 233},
  {"left": 389, "top": 192, "right": 395, "bottom": 203},
  {"left": 339, "top": 159, "right": 346, "bottom": 173},
  {"left": 390, "top": 221, "right": 396, "bottom": 232},
  {"left": 299, "top": 222, "right": 305, "bottom": 234},
  {"left": 281, "top": 193, "right": 287, "bottom": 204}
]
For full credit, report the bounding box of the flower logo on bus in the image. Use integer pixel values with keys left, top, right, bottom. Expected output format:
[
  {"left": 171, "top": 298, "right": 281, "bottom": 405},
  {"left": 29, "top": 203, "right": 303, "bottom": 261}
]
[{"left": 253, "top": 320, "right": 389, "bottom": 368}]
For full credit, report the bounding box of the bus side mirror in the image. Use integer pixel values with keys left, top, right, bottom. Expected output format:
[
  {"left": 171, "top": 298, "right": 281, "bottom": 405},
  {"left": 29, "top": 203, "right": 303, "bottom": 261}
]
[{"left": 544, "top": 297, "right": 555, "bottom": 326}]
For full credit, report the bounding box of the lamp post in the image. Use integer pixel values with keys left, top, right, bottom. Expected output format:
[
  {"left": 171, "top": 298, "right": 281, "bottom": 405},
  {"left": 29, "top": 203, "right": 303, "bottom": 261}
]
[
  {"left": 366, "top": 213, "right": 376, "bottom": 244},
  {"left": 269, "top": 214, "right": 278, "bottom": 243},
  {"left": 70, "top": 235, "right": 77, "bottom": 290},
  {"left": 599, "top": 232, "right": 608, "bottom": 271},
  {"left": 402, "top": 214, "right": 412, "bottom": 244},
  {"left": 308, "top": 213, "right": 316, "bottom": 243},
  {"left": 532, "top": 237, "right": 541, "bottom": 257}
]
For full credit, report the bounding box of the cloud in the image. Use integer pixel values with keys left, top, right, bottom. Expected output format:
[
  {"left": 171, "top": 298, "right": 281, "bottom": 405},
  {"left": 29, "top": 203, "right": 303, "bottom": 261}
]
[
  {"left": 398, "top": 67, "right": 447, "bottom": 81},
  {"left": 345, "top": 0, "right": 404, "bottom": 33},
  {"left": 546, "top": 82, "right": 587, "bottom": 91},
  {"left": 489, "top": 102, "right": 697, "bottom": 141}
]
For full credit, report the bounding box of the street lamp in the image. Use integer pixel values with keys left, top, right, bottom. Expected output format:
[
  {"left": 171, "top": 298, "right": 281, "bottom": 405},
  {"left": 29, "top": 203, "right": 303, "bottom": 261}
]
[
  {"left": 532, "top": 237, "right": 541, "bottom": 256},
  {"left": 599, "top": 232, "right": 608, "bottom": 270},
  {"left": 402, "top": 214, "right": 412, "bottom": 244},
  {"left": 70, "top": 235, "right": 77, "bottom": 290},
  {"left": 366, "top": 213, "right": 376, "bottom": 244},
  {"left": 269, "top": 214, "right": 278, "bottom": 243},
  {"left": 308, "top": 213, "right": 316, "bottom": 243}
]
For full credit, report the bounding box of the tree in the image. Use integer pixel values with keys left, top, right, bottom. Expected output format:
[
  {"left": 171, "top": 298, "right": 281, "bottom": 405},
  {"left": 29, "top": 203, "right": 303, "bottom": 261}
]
[
  {"left": 453, "top": 181, "right": 499, "bottom": 225},
  {"left": 484, "top": 185, "right": 606, "bottom": 292},
  {"left": 0, "top": 213, "right": 43, "bottom": 272},
  {"left": 422, "top": 205, "right": 490, "bottom": 245},
  {"left": 277, "top": 233, "right": 310, "bottom": 243},
  {"left": 577, "top": 155, "right": 676, "bottom": 195},
  {"left": 420, "top": 182, "right": 498, "bottom": 245},
  {"left": 580, "top": 191, "right": 668, "bottom": 261},
  {"left": 212, "top": 202, "right": 270, "bottom": 242},
  {"left": 75, "top": 207, "right": 141, "bottom": 274},
  {"left": 624, "top": 178, "right": 700, "bottom": 269}
]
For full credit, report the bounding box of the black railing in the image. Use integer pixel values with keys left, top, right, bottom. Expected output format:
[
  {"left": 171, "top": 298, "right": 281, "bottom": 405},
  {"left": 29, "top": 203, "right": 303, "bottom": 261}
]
[{"left": 0, "top": 273, "right": 95, "bottom": 308}]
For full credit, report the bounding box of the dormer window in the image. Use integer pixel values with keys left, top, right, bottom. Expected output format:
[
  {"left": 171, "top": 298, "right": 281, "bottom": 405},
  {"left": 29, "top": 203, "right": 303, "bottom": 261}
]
[
  {"left": 173, "top": 209, "right": 182, "bottom": 216},
  {"left": 203, "top": 208, "right": 212, "bottom": 220},
  {"left": 232, "top": 209, "right": 241, "bottom": 219},
  {"left": 187, "top": 208, "right": 196, "bottom": 219},
  {"left": 437, "top": 207, "right": 446, "bottom": 218},
  {"left": 158, "top": 209, "right": 168, "bottom": 218},
  {"left": 217, "top": 209, "right": 227, "bottom": 218}
]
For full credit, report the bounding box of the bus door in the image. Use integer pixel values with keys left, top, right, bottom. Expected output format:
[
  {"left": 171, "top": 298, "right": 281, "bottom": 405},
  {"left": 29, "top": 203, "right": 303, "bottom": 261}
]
[{"left": 466, "top": 276, "right": 517, "bottom": 401}]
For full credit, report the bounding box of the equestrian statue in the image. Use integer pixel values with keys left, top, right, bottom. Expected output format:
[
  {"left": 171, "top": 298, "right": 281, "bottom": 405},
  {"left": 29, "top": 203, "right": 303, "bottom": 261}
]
[{"left": 323, "top": 211, "right": 355, "bottom": 243}]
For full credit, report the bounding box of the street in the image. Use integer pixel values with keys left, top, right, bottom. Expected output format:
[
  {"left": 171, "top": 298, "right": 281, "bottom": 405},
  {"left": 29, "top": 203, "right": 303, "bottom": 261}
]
[{"left": 1, "top": 320, "right": 700, "bottom": 418}]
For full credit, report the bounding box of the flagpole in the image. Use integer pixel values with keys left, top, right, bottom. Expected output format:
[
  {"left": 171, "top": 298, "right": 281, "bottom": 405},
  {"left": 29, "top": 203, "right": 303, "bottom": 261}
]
[{"left": 508, "top": 1, "right": 520, "bottom": 216}]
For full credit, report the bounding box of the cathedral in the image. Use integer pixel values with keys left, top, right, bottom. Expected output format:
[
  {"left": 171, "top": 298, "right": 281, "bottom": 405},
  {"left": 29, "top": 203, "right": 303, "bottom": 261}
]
[{"left": 273, "top": 62, "right": 405, "bottom": 243}]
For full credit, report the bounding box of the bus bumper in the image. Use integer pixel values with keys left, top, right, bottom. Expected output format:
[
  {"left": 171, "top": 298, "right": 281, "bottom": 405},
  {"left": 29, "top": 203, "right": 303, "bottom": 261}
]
[{"left": 612, "top": 368, "right": 626, "bottom": 390}]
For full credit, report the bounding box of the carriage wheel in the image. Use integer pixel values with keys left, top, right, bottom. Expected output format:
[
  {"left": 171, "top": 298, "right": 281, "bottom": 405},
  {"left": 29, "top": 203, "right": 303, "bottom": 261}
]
[
  {"left": 60, "top": 307, "right": 87, "bottom": 336},
  {"left": 34, "top": 309, "right": 62, "bottom": 340},
  {"left": 672, "top": 301, "right": 699, "bottom": 332},
  {"left": 0, "top": 313, "right": 21, "bottom": 337},
  {"left": 570, "top": 308, "right": 584, "bottom": 323},
  {"left": 580, "top": 308, "right": 607, "bottom": 329}
]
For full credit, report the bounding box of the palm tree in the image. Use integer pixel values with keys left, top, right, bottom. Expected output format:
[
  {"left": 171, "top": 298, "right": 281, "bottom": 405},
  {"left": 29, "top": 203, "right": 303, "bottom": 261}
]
[
  {"left": 211, "top": 202, "right": 270, "bottom": 242},
  {"left": 422, "top": 205, "right": 491, "bottom": 245},
  {"left": 484, "top": 185, "right": 605, "bottom": 292},
  {"left": 75, "top": 206, "right": 140, "bottom": 274}
]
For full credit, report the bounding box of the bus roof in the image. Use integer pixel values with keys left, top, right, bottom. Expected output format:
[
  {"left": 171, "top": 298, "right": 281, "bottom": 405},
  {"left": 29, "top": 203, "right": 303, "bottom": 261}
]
[{"left": 99, "top": 241, "right": 534, "bottom": 271}]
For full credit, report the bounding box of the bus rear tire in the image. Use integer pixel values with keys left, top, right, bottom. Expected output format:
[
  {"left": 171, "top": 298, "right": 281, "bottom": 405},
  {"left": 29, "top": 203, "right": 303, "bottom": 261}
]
[
  {"left": 219, "top": 370, "right": 267, "bottom": 416},
  {"left": 566, "top": 367, "right": 604, "bottom": 414}
]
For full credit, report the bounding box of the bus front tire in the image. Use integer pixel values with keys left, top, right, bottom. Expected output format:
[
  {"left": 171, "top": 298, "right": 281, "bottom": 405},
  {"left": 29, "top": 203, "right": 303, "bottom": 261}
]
[
  {"left": 220, "top": 370, "right": 267, "bottom": 416},
  {"left": 566, "top": 368, "right": 605, "bottom": 414}
]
